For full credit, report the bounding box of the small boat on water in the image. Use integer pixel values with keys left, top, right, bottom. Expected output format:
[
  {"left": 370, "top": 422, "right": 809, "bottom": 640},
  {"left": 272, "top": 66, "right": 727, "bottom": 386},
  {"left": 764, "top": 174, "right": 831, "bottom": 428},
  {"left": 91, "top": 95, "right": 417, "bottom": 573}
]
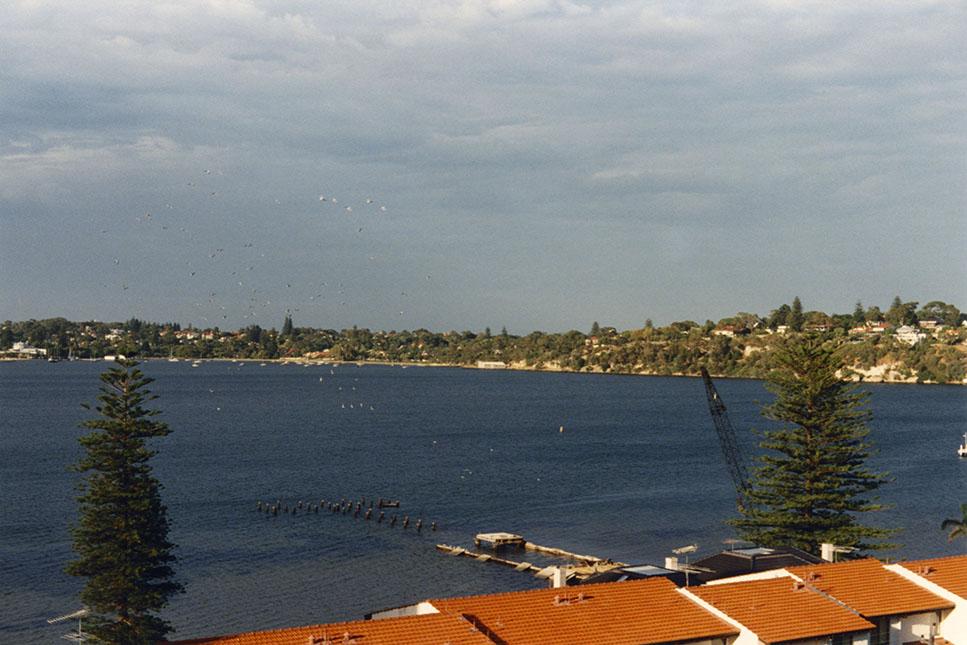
[
  {"left": 959, "top": 433, "right": 967, "bottom": 458},
  {"left": 377, "top": 498, "right": 400, "bottom": 508}
]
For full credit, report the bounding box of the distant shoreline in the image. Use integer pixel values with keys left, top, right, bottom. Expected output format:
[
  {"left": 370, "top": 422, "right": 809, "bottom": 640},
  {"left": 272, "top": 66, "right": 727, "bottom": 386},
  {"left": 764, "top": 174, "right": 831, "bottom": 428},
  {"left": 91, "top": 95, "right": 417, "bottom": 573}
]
[
  {"left": 5, "top": 355, "right": 962, "bottom": 385},
  {"left": 142, "top": 356, "right": 964, "bottom": 385}
]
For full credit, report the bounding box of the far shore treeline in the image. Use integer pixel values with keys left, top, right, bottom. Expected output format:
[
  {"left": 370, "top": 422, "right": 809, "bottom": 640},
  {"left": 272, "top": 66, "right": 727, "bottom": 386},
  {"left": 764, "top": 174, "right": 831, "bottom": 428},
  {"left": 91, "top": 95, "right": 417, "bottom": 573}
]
[{"left": 3, "top": 297, "right": 966, "bottom": 384}]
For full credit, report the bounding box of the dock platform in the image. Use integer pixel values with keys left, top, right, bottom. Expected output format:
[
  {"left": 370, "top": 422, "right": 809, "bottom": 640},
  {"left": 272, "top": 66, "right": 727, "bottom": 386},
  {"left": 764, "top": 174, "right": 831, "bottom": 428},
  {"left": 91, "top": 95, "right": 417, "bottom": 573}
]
[
  {"left": 474, "top": 532, "right": 526, "bottom": 549},
  {"left": 473, "top": 532, "right": 614, "bottom": 565}
]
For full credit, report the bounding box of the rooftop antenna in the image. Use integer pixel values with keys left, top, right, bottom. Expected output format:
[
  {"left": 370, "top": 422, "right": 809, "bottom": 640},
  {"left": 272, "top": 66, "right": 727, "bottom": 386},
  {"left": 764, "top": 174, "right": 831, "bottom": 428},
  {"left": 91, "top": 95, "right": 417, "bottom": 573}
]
[
  {"left": 672, "top": 544, "right": 698, "bottom": 586},
  {"left": 722, "top": 538, "right": 752, "bottom": 552},
  {"left": 47, "top": 607, "right": 89, "bottom": 642}
]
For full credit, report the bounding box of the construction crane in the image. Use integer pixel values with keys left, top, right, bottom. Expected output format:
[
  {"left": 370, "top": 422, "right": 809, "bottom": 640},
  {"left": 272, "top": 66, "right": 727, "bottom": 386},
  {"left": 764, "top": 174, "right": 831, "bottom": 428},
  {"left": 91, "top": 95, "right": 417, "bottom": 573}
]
[{"left": 699, "top": 367, "right": 750, "bottom": 511}]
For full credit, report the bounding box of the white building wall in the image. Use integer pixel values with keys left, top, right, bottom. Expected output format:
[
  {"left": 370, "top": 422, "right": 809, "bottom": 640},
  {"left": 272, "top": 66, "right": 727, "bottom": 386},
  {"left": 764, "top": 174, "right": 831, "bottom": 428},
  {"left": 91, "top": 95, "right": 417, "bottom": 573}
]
[
  {"left": 703, "top": 568, "right": 792, "bottom": 585},
  {"left": 368, "top": 601, "right": 438, "bottom": 620},
  {"left": 885, "top": 564, "right": 962, "bottom": 642},
  {"left": 890, "top": 610, "right": 942, "bottom": 644}
]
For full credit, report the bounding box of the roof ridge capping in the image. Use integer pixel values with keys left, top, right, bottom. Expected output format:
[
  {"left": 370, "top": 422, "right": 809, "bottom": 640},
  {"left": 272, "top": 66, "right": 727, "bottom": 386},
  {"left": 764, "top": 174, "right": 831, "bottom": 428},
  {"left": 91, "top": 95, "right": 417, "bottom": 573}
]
[
  {"left": 688, "top": 575, "right": 874, "bottom": 643},
  {"left": 895, "top": 553, "right": 967, "bottom": 599},
  {"left": 787, "top": 557, "right": 954, "bottom": 618}
]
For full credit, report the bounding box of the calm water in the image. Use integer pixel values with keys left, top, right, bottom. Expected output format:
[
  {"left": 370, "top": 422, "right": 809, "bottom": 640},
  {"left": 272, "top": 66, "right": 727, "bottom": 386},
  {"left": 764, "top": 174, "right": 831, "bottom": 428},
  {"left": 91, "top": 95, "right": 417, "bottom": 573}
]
[{"left": 1, "top": 361, "right": 965, "bottom": 642}]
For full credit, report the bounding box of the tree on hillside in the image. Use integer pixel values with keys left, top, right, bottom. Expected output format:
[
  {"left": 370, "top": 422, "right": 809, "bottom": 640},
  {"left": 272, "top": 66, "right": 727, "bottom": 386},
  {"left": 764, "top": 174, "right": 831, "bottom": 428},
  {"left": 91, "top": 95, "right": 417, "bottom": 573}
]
[
  {"left": 590, "top": 321, "right": 601, "bottom": 336},
  {"left": 918, "top": 301, "right": 961, "bottom": 327},
  {"left": 886, "top": 297, "right": 919, "bottom": 327},
  {"left": 281, "top": 315, "right": 294, "bottom": 337},
  {"left": 767, "top": 305, "right": 791, "bottom": 330},
  {"left": 790, "top": 297, "right": 804, "bottom": 332},
  {"left": 731, "top": 335, "right": 894, "bottom": 556},
  {"left": 68, "top": 359, "right": 182, "bottom": 642},
  {"left": 852, "top": 301, "right": 865, "bottom": 326}
]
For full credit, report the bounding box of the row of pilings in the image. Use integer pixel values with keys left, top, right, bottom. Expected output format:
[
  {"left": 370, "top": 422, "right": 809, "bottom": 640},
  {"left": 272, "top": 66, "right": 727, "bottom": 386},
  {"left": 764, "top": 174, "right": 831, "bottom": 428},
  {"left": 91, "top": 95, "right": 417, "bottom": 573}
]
[{"left": 255, "top": 497, "right": 437, "bottom": 532}]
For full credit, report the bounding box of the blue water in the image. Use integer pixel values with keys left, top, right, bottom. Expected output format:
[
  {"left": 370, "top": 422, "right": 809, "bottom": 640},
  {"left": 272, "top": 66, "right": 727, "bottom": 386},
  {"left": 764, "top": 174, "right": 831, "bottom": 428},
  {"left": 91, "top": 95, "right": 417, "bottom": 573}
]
[{"left": 1, "top": 361, "right": 965, "bottom": 642}]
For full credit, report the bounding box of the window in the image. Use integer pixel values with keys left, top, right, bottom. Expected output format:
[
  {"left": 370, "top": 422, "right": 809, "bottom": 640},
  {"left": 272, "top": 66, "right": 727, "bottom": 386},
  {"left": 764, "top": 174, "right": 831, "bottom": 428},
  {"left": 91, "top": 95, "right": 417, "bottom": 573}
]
[{"left": 872, "top": 616, "right": 890, "bottom": 645}]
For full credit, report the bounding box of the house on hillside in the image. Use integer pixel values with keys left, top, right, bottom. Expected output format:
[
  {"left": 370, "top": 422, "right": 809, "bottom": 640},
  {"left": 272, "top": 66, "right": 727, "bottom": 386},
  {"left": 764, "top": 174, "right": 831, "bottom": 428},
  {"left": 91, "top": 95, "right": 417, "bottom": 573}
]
[
  {"left": 894, "top": 325, "right": 927, "bottom": 345},
  {"left": 8, "top": 341, "right": 47, "bottom": 357}
]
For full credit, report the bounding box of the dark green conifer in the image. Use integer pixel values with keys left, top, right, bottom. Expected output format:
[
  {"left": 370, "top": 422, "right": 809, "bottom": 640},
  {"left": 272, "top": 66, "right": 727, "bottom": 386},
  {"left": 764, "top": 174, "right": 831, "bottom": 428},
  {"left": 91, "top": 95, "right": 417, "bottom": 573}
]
[
  {"left": 731, "top": 336, "right": 893, "bottom": 556},
  {"left": 68, "top": 359, "right": 182, "bottom": 643},
  {"left": 789, "top": 297, "right": 804, "bottom": 331}
]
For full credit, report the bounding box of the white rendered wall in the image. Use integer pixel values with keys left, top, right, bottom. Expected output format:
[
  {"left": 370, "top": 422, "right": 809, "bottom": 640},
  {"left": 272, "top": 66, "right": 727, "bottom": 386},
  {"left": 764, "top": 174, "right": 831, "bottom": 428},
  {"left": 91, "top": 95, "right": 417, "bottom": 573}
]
[
  {"left": 703, "top": 568, "right": 792, "bottom": 586},
  {"left": 368, "top": 601, "right": 438, "bottom": 620}
]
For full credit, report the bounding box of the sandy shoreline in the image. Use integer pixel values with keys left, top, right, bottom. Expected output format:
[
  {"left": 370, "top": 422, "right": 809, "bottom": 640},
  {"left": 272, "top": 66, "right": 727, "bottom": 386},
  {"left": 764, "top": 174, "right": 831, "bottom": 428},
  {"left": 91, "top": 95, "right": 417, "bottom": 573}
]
[{"left": 3, "top": 355, "right": 961, "bottom": 385}]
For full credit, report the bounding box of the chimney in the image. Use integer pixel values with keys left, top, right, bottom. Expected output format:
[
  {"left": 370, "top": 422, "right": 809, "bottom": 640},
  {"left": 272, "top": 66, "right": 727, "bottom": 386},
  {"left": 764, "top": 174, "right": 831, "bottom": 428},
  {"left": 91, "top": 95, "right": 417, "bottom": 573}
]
[
  {"left": 820, "top": 543, "right": 835, "bottom": 562},
  {"left": 665, "top": 556, "right": 679, "bottom": 570},
  {"left": 550, "top": 566, "right": 568, "bottom": 589}
]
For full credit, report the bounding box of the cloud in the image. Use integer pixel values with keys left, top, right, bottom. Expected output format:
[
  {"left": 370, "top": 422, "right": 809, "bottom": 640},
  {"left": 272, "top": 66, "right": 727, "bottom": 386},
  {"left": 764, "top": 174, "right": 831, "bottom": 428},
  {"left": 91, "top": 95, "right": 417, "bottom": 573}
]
[{"left": 0, "top": 0, "right": 964, "bottom": 328}]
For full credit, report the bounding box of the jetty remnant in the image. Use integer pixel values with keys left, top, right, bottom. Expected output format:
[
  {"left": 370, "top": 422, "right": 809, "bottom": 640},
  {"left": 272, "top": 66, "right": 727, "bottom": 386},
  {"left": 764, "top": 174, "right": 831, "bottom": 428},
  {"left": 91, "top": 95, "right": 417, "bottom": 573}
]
[{"left": 474, "top": 533, "right": 612, "bottom": 564}]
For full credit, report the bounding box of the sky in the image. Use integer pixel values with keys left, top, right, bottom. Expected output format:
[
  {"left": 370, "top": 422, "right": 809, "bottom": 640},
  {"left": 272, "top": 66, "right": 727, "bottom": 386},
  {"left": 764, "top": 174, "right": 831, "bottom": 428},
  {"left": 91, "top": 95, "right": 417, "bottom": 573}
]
[{"left": 1, "top": 0, "right": 965, "bottom": 333}]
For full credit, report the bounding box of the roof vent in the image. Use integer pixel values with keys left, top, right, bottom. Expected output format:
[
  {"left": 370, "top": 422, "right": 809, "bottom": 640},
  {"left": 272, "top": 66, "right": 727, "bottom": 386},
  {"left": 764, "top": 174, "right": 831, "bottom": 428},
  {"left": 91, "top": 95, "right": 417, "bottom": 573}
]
[
  {"left": 552, "top": 593, "right": 587, "bottom": 606},
  {"left": 917, "top": 565, "right": 935, "bottom": 576},
  {"left": 806, "top": 572, "right": 820, "bottom": 582},
  {"left": 792, "top": 581, "right": 806, "bottom": 591}
]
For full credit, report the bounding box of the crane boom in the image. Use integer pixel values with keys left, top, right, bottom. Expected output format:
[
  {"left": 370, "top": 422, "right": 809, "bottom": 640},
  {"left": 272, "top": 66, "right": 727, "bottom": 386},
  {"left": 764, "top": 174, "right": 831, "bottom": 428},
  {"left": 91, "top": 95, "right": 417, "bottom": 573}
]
[{"left": 699, "top": 367, "right": 750, "bottom": 510}]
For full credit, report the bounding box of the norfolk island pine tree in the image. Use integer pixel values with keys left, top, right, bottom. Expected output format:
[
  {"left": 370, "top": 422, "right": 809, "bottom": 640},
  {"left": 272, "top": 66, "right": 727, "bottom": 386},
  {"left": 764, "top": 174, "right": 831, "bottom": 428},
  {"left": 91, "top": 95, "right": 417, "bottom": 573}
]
[
  {"left": 68, "top": 359, "right": 182, "bottom": 643},
  {"left": 730, "top": 335, "right": 895, "bottom": 556}
]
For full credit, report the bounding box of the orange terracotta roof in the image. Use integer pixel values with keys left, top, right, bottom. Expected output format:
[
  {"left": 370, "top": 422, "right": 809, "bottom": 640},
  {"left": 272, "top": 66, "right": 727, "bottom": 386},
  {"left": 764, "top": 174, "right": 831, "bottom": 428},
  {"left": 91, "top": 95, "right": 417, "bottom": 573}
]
[
  {"left": 168, "top": 612, "right": 495, "bottom": 645},
  {"left": 899, "top": 554, "right": 967, "bottom": 599},
  {"left": 787, "top": 558, "right": 954, "bottom": 618},
  {"left": 690, "top": 576, "right": 874, "bottom": 643},
  {"left": 429, "top": 577, "right": 739, "bottom": 645}
]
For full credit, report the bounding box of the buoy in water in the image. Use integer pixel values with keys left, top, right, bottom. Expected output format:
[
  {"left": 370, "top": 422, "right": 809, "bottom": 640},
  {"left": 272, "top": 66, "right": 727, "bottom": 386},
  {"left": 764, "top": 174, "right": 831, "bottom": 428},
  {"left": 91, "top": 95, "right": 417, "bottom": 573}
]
[{"left": 559, "top": 426, "right": 564, "bottom": 433}]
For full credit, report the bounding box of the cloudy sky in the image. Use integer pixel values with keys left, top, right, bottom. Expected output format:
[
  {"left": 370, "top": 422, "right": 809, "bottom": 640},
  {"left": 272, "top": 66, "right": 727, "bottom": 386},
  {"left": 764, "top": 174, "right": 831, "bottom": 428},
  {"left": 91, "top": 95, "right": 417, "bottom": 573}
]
[{"left": 2, "top": 0, "right": 964, "bottom": 332}]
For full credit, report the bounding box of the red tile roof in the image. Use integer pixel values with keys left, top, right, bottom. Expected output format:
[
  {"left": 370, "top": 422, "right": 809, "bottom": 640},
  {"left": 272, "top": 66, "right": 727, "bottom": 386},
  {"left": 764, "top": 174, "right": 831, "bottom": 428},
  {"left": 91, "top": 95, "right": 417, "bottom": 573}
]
[
  {"left": 690, "top": 576, "right": 873, "bottom": 643},
  {"left": 429, "top": 577, "right": 739, "bottom": 645},
  {"left": 787, "top": 558, "right": 954, "bottom": 618},
  {"left": 168, "top": 612, "right": 495, "bottom": 645},
  {"left": 899, "top": 554, "right": 967, "bottom": 599}
]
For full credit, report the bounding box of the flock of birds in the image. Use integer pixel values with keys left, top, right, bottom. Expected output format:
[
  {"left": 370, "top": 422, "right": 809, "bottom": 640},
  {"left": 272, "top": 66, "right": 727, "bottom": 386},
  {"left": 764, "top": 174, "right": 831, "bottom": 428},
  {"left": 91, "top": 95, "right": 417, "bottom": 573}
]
[{"left": 103, "top": 168, "right": 414, "bottom": 326}]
